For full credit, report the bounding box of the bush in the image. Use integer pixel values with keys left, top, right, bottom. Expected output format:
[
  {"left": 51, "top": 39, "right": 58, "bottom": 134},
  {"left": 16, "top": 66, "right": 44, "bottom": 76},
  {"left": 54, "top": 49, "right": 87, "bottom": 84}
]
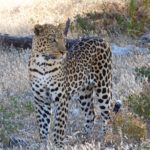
[
  {"left": 135, "top": 66, "right": 150, "bottom": 82},
  {"left": 75, "top": 15, "right": 96, "bottom": 35},
  {"left": 69, "top": 0, "right": 150, "bottom": 36},
  {"left": 128, "top": 86, "right": 150, "bottom": 120},
  {"left": 116, "top": 0, "right": 150, "bottom": 36}
]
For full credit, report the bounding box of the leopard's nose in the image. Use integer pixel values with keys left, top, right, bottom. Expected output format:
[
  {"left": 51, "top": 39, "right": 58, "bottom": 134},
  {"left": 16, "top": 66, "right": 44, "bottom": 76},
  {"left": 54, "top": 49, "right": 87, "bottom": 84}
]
[{"left": 58, "top": 44, "right": 66, "bottom": 53}]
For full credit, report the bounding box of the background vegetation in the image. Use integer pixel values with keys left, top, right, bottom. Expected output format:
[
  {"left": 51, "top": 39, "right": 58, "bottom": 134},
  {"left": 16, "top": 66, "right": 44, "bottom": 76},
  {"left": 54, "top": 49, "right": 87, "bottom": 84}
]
[{"left": 0, "top": 0, "right": 150, "bottom": 149}]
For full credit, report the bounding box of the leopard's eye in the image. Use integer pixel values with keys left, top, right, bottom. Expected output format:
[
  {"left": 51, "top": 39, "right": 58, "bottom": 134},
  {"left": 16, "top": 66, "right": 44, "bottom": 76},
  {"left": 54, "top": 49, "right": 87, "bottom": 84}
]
[{"left": 48, "top": 35, "right": 57, "bottom": 43}]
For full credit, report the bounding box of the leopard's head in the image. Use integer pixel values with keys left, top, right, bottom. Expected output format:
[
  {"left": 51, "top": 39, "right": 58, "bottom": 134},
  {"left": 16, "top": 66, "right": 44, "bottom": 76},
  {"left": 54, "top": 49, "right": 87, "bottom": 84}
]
[{"left": 32, "top": 23, "right": 66, "bottom": 58}]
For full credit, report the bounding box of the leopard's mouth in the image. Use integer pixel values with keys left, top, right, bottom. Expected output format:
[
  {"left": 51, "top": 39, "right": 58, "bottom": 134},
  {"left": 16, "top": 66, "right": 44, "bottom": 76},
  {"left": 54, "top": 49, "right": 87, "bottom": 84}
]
[{"left": 59, "top": 49, "right": 66, "bottom": 55}]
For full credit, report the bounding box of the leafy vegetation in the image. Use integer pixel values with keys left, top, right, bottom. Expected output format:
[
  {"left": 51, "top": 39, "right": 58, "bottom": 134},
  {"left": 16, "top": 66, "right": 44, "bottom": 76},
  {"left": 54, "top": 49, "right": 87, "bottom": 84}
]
[
  {"left": 112, "top": 65, "right": 150, "bottom": 143},
  {"left": 128, "top": 86, "right": 150, "bottom": 120},
  {"left": 70, "top": 0, "right": 150, "bottom": 36},
  {"left": 128, "top": 66, "right": 150, "bottom": 119},
  {"left": 117, "top": 0, "right": 150, "bottom": 36},
  {"left": 135, "top": 66, "right": 150, "bottom": 82},
  {"left": 74, "top": 15, "right": 96, "bottom": 35}
]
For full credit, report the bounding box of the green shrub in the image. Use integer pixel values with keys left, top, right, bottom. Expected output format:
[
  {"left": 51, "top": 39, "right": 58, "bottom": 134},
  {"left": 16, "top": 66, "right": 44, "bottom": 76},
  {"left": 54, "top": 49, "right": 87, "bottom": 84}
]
[
  {"left": 128, "top": 87, "right": 150, "bottom": 120},
  {"left": 70, "top": 0, "right": 150, "bottom": 36},
  {"left": 74, "top": 15, "right": 96, "bottom": 35},
  {"left": 116, "top": 0, "right": 150, "bottom": 36},
  {"left": 23, "top": 101, "right": 34, "bottom": 113},
  {"left": 135, "top": 66, "right": 150, "bottom": 82}
]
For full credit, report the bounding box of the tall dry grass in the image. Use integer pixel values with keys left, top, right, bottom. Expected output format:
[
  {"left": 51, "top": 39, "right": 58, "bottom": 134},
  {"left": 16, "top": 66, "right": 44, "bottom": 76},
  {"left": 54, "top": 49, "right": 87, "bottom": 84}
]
[
  {"left": 0, "top": 47, "right": 149, "bottom": 150},
  {"left": 0, "top": 0, "right": 126, "bottom": 35}
]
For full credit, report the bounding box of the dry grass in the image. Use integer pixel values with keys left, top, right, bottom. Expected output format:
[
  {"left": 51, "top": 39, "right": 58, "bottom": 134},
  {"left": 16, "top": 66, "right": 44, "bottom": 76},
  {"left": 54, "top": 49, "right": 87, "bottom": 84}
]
[
  {"left": 0, "top": 0, "right": 150, "bottom": 149},
  {"left": 0, "top": 0, "right": 126, "bottom": 35},
  {"left": 112, "top": 52, "right": 149, "bottom": 100},
  {"left": 0, "top": 47, "right": 149, "bottom": 150}
]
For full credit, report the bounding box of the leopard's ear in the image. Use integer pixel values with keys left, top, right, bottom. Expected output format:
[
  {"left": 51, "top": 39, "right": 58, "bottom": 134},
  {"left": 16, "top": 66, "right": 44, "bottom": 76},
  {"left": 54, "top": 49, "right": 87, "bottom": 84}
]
[
  {"left": 34, "top": 24, "right": 43, "bottom": 36},
  {"left": 58, "top": 23, "right": 66, "bottom": 37},
  {"left": 58, "top": 23, "right": 65, "bottom": 31}
]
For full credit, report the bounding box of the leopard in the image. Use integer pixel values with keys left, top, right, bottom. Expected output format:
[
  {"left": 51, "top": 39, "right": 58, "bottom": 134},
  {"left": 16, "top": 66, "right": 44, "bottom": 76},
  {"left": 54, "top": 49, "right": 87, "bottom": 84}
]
[{"left": 28, "top": 23, "right": 120, "bottom": 149}]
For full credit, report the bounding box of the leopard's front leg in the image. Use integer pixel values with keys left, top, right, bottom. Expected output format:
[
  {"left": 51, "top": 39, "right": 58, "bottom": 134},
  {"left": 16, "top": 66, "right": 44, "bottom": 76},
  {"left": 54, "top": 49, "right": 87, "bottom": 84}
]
[
  {"left": 31, "top": 82, "right": 51, "bottom": 149},
  {"left": 53, "top": 92, "right": 68, "bottom": 148}
]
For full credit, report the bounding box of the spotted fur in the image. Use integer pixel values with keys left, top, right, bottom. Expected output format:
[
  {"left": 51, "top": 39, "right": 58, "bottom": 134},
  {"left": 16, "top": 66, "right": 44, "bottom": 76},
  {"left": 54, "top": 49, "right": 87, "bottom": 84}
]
[{"left": 29, "top": 23, "right": 113, "bottom": 148}]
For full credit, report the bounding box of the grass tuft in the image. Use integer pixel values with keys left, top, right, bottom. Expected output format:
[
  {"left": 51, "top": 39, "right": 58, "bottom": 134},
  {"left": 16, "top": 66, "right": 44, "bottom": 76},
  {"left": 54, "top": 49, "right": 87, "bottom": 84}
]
[
  {"left": 0, "top": 96, "right": 34, "bottom": 147},
  {"left": 135, "top": 66, "right": 150, "bottom": 82},
  {"left": 128, "top": 86, "right": 150, "bottom": 120},
  {"left": 112, "top": 112, "right": 147, "bottom": 141}
]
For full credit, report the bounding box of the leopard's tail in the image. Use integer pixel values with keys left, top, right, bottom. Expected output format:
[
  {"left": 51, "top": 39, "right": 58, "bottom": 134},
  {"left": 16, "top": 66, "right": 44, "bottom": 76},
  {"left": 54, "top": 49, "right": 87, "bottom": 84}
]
[{"left": 113, "top": 100, "right": 122, "bottom": 113}]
